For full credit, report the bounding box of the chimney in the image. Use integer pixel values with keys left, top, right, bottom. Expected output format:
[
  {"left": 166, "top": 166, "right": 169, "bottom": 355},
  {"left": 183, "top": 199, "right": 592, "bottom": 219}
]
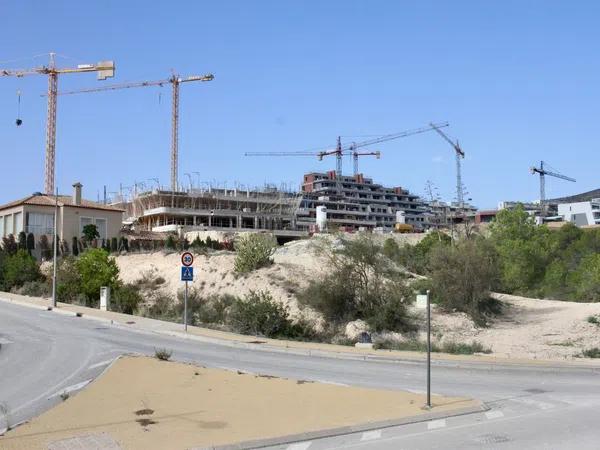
[{"left": 72, "top": 182, "right": 82, "bottom": 206}]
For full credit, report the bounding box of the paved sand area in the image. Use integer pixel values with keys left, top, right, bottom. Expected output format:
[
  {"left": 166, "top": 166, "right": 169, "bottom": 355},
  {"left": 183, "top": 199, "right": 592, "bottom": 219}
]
[{"left": 1, "top": 356, "right": 477, "bottom": 450}]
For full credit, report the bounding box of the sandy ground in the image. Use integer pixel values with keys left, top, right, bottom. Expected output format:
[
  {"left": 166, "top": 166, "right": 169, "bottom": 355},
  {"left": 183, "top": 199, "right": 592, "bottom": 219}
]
[
  {"left": 0, "top": 356, "right": 476, "bottom": 450},
  {"left": 113, "top": 235, "right": 600, "bottom": 361},
  {"left": 428, "top": 293, "right": 600, "bottom": 360}
]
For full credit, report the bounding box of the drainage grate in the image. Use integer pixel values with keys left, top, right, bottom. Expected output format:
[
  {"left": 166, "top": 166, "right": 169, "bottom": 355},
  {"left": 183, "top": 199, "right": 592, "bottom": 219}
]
[
  {"left": 524, "top": 388, "right": 547, "bottom": 394},
  {"left": 474, "top": 434, "right": 511, "bottom": 444}
]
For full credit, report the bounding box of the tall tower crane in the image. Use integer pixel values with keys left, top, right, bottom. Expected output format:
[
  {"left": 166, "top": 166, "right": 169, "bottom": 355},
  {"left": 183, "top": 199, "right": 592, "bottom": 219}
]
[
  {"left": 351, "top": 150, "right": 380, "bottom": 175},
  {"left": 530, "top": 161, "right": 576, "bottom": 215},
  {"left": 55, "top": 73, "right": 214, "bottom": 191},
  {"left": 245, "top": 122, "right": 449, "bottom": 176},
  {"left": 1, "top": 53, "right": 115, "bottom": 194},
  {"left": 429, "top": 122, "right": 465, "bottom": 209}
]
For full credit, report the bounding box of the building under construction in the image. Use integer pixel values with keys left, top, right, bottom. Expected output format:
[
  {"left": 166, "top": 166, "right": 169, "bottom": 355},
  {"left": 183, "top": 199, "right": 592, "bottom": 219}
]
[
  {"left": 115, "top": 171, "right": 446, "bottom": 235},
  {"left": 297, "top": 171, "right": 432, "bottom": 231},
  {"left": 117, "top": 185, "right": 303, "bottom": 237}
]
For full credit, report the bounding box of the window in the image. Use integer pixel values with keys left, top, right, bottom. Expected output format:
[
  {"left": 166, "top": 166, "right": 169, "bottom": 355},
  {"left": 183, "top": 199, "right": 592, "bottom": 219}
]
[
  {"left": 26, "top": 212, "right": 54, "bottom": 235},
  {"left": 95, "top": 218, "right": 107, "bottom": 239},
  {"left": 5, "top": 215, "right": 13, "bottom": 236},
  {"left": 80, "top": 217, "right": 108, "bottom": 239},
  {"left": 14, "top": 212, "right": 23, "bottom": 234},
  {"left": 80, "top": 217, "right": 93, "bottom": 237}
]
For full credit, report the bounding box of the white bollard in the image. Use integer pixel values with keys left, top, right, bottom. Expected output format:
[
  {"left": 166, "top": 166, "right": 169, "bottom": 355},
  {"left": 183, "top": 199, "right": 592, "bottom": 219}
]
[{"left": 100, "top": 286, "right": 111, "bottom": 311}]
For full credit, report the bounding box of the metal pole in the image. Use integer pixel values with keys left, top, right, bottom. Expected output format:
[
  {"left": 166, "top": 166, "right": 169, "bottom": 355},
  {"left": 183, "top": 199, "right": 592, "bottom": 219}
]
[
  {"left": 51, "top": 188, "right": 58, "bottom": 308},
  {"left": 426, "top": 289, "right": 431, "bottom": 408},
  {"left": 184, "top": 280, "right": 188, "bottom": 332}
]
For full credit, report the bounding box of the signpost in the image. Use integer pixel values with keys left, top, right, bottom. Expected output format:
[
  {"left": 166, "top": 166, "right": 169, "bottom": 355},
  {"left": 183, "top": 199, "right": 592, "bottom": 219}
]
[{"left": 181, "top": 252, "right": 194, "bottom": 332}]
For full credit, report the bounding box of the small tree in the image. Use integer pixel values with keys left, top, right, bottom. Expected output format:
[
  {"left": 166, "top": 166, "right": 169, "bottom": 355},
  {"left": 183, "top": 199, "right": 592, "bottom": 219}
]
[
  {"left": 82, "top": 224, "right": 100, "bottom": 246},
  {"left": 110, "top": 237, "right": 118, "bottom": 253},
  {"left": 72, "top": 236, "right": 79, "bottom": 256},
  {"left": 428, "top": 239, "right": 500, "bottom": 325},
  {"left": 233, "top": 233, "right": 276, "bottom": 273},
  {"left": 2, "top": 234, "right": 18, "bottom": 255},
  {"left": 165, "top": 234, "right": 177, "bottom": 250},
  {"left": 75, "top": 248, "right": 120, "bottom": 305},
  {"left": 18, "top": 231, "right": 27, "bottom": 251},
  {"left": 39, "top": 235, "right": 52, "bottom": 260},
  {"left": 26, "top": 233, "right": 35, "bottom": 256}
]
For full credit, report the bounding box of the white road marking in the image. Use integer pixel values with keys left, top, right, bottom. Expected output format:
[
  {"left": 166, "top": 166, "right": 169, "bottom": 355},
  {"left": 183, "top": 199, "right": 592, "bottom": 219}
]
[
  {"left": 511, "top": 397, "right": 555, "bottom": 410},
  {"left": 427, "top": 419, "right": 446, "bottom": 430},
  {"left": 361, "top": 430, "right": 382, "bottom": 441},
  {"left": 287, "top": 442, "right": 312, "bottom": 450},
  {"left": 485, "top": 410, "right": 505, "bottom": 420},
  {"left": 48, "top": 379, "right": 92, "bottom": 399},
  {"left": 317, "top": 380, "right": 349, "bottom": 387},
  {"left": 88, "top": 359, "right": 114, "bottom": 370}
]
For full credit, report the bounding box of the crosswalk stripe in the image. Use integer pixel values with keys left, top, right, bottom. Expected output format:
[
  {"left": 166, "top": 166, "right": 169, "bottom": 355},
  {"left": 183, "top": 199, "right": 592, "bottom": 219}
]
[
  {"left": 287, "top": 442, "right": 312, "bottom": 450},
  {"left": 485, "top": 410, "right": 505, "bottom": 420},
  {"left": 361, "top": 429, "right": 382, "bottom": 441},
  {"left": 427, "top": 419, "right": 446, "bottom": 430}
]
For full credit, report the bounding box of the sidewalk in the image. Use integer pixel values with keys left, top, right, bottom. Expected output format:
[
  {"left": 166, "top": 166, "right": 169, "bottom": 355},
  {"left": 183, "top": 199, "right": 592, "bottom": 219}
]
[{"left": 2, "top": 292, "right": 600, "bottom": 369}]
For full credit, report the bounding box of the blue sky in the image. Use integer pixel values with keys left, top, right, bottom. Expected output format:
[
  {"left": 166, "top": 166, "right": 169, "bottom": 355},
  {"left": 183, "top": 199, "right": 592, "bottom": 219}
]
[{"left": 1, "top": 1, "right": 598, "bottom": 208}]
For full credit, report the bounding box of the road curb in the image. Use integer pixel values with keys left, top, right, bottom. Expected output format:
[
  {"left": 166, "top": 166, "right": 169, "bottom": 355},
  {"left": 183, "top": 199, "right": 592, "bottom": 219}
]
[
  {"left": 193, "top": 402, "right": 488, "bottom": 450},
  {"left": 2, "top": 295, "right": 600, "bottom": 372}
]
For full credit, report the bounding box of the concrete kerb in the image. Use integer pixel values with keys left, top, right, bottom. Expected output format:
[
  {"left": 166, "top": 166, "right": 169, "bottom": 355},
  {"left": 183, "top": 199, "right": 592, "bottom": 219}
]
[
  {"left": 2, "top": 294, "right": 600, "bottom": 373},
  {"left": 193, "top": 402, "right": 489, "bottom": 450}
]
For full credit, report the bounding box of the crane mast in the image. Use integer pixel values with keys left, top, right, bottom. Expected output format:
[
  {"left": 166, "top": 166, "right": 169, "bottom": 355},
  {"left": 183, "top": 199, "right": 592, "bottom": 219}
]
[
  {"left": 530, "top": 161, "right": 576, "bottom": 216},
  {"left": 430, "top": 123, "right": 465, "bottom": 209},
  {"left": 1, "top": 52, "right": 115, "bottom": 194},
  {"left": 55, "top": 73, "right": 214, "bottom": 191}
]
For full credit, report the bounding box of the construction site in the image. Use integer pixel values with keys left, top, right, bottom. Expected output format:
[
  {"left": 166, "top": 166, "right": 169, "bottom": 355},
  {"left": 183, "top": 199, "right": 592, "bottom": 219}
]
[{"left": 0, "top": 52, "right": 595, "bottom": 241}]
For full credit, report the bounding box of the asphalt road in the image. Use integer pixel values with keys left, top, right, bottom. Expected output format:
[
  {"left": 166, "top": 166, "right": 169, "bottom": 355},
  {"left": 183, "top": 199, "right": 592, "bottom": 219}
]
[{"left": 1, "top": 300, "right": 599, "bottom": 449}]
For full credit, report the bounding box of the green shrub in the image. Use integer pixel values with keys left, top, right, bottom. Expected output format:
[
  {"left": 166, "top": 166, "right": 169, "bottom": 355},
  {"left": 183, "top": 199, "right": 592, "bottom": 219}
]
[
  {"left": 2, "top": 250, "right": 41, "bottom": 289},
  {"left": 75, "top": 249, "right": 119, "bottom": 306},
  {"left": 154, "top": 348, "right": 172, "bottom": 361},
  {"left": 441, "top": 340, "right": 491, "bottom": 354},
  {"left": 587, "top": 315, "right": 599, "bottom": 325},
  {"left": 227, "top": 290, "right": 291, "bottom": 337},
  {"left": 55, "top": 256, "right": 83, "bottom": 303},
  {"left": 365, "top": 284, "right": 416, "bottom": 333},
  {"left": 233, "top": 233, "right": 276, "bottom": 273},
  {"left": 428, "top": 239, "right": 500, "bottom": 325},
  {"left": 16, "top": 280, "right": 50, "bottom": 297},
  {"left": 112, "top": 284, "right": 143, "bottom": 315},
  {"left": 373, "top": 339, "right": 490, "bottom": 354},
  {"left": 582, "top": 348, "right": 600, "bottom": 358},
  {"left": 146, "top": 292, "right": 179, "bottom": 322},
  {"left": 82, "top": 224, "right": 100, "bottom": 245}
]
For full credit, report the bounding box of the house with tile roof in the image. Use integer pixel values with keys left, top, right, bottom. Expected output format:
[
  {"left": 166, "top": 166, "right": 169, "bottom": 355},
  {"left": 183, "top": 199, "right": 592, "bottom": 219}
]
[{"left": 0, "top": 182, "right": 124, "bottom": 256}]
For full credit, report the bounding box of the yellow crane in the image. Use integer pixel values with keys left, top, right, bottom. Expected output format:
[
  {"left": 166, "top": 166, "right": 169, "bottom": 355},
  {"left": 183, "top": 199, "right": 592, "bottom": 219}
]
[
  {"left": 1, "top": 52, "right": 115, "bottom": 194},
  {"left": 55, "top": 73, "right": 214, "bottom": 191}
]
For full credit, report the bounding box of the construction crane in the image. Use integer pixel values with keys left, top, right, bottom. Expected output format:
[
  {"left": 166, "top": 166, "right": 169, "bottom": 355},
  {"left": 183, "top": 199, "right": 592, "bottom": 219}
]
[
  {"left": 1, "top": 52, "right": 115, "bottom": 194},
  {"left": 351, "top": 149, "right": 380, "bottom": 175},
  {"left": 54, "top": 73, "right": 214, "bottom": 191},
  {"left": 429, "top": 122, "right": 465, "bottom": 209},
  {"left": 245, "top": 122, "right": 449, "bottom": 176},
  {"left": 530, "top": 161, "right": 576, "bottom": 215}
]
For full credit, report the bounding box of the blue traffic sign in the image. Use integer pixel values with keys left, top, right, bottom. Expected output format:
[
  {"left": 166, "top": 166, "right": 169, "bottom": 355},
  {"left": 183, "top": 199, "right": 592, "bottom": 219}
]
[{"left": 181, "top": 266, "right": 194, "bottom": 282}]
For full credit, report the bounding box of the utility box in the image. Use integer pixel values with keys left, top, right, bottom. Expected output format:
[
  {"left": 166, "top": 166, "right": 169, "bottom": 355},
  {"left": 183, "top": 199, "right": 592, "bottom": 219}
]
[
  {"left": 416, "top": 294, "right": 428, "bottom": 309},
  {"left": 100, "top": 286, "right": 111, "bottom": 311}
]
